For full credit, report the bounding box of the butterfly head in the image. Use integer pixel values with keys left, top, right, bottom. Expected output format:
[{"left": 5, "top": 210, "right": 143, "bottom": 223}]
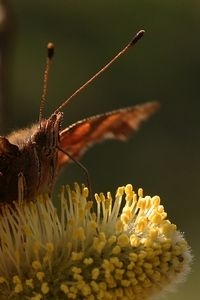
[{"left": 32, "top": 112, "right": 63, "bottom": 153}]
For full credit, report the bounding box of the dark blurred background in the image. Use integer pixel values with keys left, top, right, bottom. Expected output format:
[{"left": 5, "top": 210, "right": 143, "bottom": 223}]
[{"left": 0, "top": 1, "right": 199, "bottom": 298}]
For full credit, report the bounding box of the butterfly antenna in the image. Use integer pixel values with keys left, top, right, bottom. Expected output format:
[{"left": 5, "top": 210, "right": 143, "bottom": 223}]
[
  {"left": 52, "top": 29, "right": 145, "bottom": 115},
  {"left": 39, "top": 42, "right": 55, "bottom": 124}
]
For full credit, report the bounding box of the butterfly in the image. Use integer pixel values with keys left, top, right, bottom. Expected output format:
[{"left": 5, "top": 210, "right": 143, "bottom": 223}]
[{"left": 0, "top": 30, "right": 159, "bottom": 203}]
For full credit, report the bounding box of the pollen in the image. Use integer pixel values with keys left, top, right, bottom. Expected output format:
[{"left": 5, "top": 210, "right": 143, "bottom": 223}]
[
  {"left": 0, "top": 183, "right": 192, "bottom": 300},
  {"left": 32, "top": 261, "right": 42, "bottom": 271},
  {"left": 41, "top": 282, "right": 49, "bottom": 294}
]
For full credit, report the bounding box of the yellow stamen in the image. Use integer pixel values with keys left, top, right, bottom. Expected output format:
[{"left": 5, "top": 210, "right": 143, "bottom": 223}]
[{"left": 0, "top": 183, "right": 192, "bottom": 300}]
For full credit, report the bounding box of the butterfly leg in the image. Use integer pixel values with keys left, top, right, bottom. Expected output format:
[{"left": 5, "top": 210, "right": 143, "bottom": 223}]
[
  {"left": 18, "top": 172, "right": 26, "bottom": 202},
  {"left": 57, "top": 146, "right": 93, "bottom": 200}
]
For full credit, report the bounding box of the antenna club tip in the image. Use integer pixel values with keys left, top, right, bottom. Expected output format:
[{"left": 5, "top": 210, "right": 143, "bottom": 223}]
[
  {"left": 137, "top": 29, "right": 145, "bottom": 37},
  {"left": 129, "top": 29, "right": 145, "bottom": 47},
  {"left": 47, "top": 42, "right": 55, "bottom": 59}
]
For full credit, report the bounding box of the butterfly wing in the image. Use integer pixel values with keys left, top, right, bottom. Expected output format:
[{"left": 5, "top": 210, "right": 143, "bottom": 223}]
[{"left": 58, "top": 101, "right": 159, "bottom": 168}]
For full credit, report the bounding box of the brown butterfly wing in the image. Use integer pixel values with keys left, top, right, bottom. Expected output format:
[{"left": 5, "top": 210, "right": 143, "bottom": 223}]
[{"left": 58, "top": 101, "right": 159, "bottom": 168}]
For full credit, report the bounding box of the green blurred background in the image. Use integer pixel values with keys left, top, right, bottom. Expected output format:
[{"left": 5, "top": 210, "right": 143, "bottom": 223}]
[{"left": 2, "top": 0, "right": 199, "bottom": 298}]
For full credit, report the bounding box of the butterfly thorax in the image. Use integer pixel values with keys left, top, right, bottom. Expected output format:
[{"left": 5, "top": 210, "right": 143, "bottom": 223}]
[{"left": 0, "top": 112, "right": 63, "bottom": 203}]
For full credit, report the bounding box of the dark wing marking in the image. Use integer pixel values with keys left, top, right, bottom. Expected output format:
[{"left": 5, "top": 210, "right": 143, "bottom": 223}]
[{"left": 58, "top": 101, "right": 159, "bottom": 167}]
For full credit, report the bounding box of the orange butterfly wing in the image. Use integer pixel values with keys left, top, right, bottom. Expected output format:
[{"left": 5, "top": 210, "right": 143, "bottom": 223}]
[{"left": 58, "top": 101, "right": 159, "bottom": 168}]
